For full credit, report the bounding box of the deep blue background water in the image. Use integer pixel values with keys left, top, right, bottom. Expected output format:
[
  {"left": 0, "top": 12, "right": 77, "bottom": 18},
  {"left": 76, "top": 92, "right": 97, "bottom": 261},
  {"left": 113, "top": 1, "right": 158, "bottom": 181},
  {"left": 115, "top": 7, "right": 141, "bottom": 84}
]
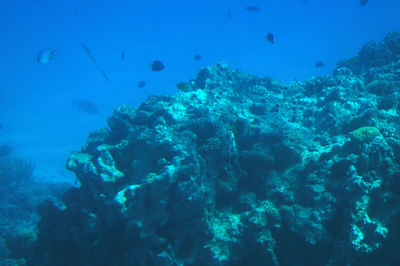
[{"left": 0, "top": 0, "right": 399, "bottom": 182}]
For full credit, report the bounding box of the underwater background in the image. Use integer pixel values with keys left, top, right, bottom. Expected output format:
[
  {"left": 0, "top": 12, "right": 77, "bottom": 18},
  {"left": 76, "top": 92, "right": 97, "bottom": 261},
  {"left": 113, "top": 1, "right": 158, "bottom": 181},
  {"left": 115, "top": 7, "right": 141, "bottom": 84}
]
[
  {"left": 1, "top": 0, "right": 399, "bottom": 183},
  {"left": 1, "top": 0, "right": 400, "bottom": 265}
]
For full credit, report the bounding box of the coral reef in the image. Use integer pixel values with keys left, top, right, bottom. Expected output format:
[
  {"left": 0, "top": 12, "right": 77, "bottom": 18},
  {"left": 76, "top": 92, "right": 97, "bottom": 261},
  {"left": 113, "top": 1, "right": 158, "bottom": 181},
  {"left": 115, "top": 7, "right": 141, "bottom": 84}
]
[
  {"left": 0, "top": 150, "right": 67, "bottom": 265},
  {"left": 27, "top": 32, "right": 400, "bottom": 265}
]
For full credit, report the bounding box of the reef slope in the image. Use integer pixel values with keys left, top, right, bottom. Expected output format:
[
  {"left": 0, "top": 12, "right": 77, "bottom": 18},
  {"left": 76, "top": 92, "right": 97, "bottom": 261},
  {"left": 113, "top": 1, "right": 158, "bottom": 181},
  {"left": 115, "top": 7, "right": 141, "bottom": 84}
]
[{"left": 30, "top": 32, "right": 400, "bottom": 265}]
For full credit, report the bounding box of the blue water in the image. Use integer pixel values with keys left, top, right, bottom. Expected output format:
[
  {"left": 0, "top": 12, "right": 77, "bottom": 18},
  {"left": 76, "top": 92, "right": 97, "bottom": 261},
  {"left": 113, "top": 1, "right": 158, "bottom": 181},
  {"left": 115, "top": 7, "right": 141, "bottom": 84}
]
[{"left": 0, "top": 0, "right": 399, "bottom": 182}]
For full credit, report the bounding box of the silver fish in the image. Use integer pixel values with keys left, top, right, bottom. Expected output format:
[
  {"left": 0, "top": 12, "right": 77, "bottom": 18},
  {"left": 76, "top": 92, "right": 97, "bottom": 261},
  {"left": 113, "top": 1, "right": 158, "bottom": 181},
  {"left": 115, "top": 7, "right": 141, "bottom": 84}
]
[{"left": 37, "top": 48, "right": 57, "bottom": 64}]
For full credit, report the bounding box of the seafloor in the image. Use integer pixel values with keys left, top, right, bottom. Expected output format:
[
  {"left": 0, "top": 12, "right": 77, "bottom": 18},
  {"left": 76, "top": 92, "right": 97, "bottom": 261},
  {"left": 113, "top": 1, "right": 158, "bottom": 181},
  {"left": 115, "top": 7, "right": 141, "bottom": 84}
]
[{"left": 2, "top": 32, "right": 400, "bottom": 265}]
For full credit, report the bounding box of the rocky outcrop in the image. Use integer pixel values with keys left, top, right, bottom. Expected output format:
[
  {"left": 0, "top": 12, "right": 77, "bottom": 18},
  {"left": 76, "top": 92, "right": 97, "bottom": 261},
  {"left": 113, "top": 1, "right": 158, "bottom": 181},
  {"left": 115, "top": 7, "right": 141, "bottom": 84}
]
[{"left": 29, "top": 32, "right": 400, "bottom": 265}]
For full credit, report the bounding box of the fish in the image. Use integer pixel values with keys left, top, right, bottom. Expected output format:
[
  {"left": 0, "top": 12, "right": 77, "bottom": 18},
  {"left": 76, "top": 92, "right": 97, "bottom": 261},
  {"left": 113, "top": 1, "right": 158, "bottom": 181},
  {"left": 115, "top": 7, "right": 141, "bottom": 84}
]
[
  {"left": 227, "top": 11, "right": 231, "bottom": 19},
  {"left": 121, "top": 52, "right": 125, "bottom": 61},
  {"left": 137, "top": 81, "right": 146, "bottom": 88},
  {"left": 176, "top": 82, "right": 192, "bottom": 92},
  {"left": 37, "top": 48, "right": 57, "bottom": 64},
  {"left": 266, "top": 33, "right": 274, "bottom": 44},
  {"left": 360, "top": 0, "right": 368, "bottom": 6},
  {"left": 244, "top": 5, "right": 260, "bottom": 12},
  {"left": 194, "top": 54, "right": 202, "bottom": 61},
  {"left": 73, "top": 100, "right": 99, "bottom": 114},
  {"left": 151, "top": 60, "right": 165, "bottom": 71},
  {"left": 80, "top": 42, "right": 110, "bottom": 81},
  {"left": 315, "top": 61, "right": 325, "bottom": 68}
]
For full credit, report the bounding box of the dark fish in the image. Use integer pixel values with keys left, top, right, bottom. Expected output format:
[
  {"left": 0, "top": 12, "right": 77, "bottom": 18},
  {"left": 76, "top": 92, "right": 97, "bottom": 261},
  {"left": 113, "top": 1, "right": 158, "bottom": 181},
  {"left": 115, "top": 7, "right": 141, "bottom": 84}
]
[
  {"left": 244, "top": 5, "right": 260, "bottom": 12},
  {"left": 360, "top": 0, "right": 368, "bottom": 7},
  {"left": 121, "top": 52, "right": 125, "bottom": 61},
  {"left": 266, "top": 33, "right": 274, "bottom": 44},
  {"left": 0, "top": 125, "right": 2, "bottom": 129},
  {"left": 80, "top": 42, "right": 110, "bottom": 81},
  {"left": 194, "top": 54, "right": 202, "bottom": 61},
  {"left": 137, "top": 81, "right": 146, "bottom": 88},
  {"left": 176, "top": 82, "right": 192, "bottom": 92},
  {"left": 73, "top": 100, "right": 99, "bottom": 114},
  {"left": 315, "top": 61, "right": 325, "bottom": 68},
  {"left": 37, "top": 48, "right": 57, "bottom": 64},
  {"left": 227, "top": 11, "right": 231, "bottom": 19},
  {"left": 151, "top": 60, "right": 165, "bottom": 71}
]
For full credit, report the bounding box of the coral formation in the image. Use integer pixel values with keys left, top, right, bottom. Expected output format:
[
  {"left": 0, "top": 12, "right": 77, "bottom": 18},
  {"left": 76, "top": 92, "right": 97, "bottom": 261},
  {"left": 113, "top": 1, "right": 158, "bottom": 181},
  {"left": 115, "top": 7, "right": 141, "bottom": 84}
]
[
  {"left": 0, "top": 157, "right": 34, "bottom": 186},
  {"left": 24, "top": 32, "right": 400, "bottom": 265},
  {"left": 350, "top": 126, "right": 381, "bottom": 142},
  {"left": 0, "top": 150, "right": 67, "bottom": 265}
]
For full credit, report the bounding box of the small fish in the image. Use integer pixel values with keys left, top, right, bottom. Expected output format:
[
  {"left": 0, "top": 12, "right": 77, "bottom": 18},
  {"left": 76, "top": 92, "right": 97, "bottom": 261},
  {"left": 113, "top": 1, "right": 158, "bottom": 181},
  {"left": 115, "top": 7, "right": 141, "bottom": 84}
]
[
  {"left": 37, "top": 48, "right": 57, "bottom": 64},
  {"left": 227, "top": 11, "right": 231, "bottom": 19},
  {"left": 151, "top": 60, "right": 165, "bottom": 71},
  {"left": 244, "top": 5, "right": 260, "bottom": 12},
  {"left": 73, "top": 100, "right": 99, "bottom": 114},
  {"left": 315, "top": 61, "right": 325, "bottom": 68},
  {"left": 121, "top": 52, "right": 125, "bottom": 61},
  {"left": 137, "top": 81, "right": 146, "bottom": 88},
  {"left": 266, "top": 33, "right": 274, "bottom": 44},
  {"left": 194, "top": 54, "right": 202, "bottom": 61},
  {"left": 360, "top": 0, "right": 368, "bottom": 7}
]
